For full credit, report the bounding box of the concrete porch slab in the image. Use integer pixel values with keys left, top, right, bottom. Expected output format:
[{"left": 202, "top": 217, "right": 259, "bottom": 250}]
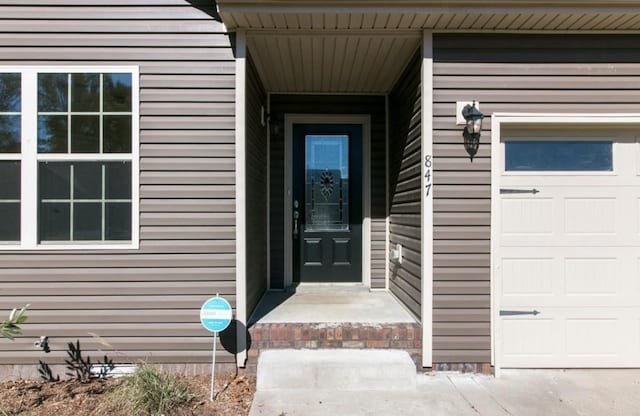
[{"left": 249, "top": 284, "right": 416, "bottom": 324}]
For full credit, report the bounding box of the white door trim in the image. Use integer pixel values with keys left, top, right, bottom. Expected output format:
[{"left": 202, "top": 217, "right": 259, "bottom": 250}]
[
  {"left": 284, "top": 114, "right": 372, "bottom": 288},
  {"left": 491, "top": 112, "right": 640, "bottom": 376}
]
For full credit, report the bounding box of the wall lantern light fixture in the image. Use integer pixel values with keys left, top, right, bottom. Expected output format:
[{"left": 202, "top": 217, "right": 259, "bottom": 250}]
[{"left": 461, "top": 101, "right": 484, "bottom": 161}]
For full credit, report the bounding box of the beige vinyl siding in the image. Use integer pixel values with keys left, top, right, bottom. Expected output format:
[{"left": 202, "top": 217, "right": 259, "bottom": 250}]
[
  {"left": 432, "top": 33, "right": 640, "bottom": 364},
  {"left": 0, "top": 1, "right": 236, "bottom": 365},
  {"left": 268, "top": 95, "right": 387, "bottom": 289},
  {"left": 245, "top": 53, "right": 269, "bottom": 315},
  {"left": 388, "top": 51, "right": 422, "bottom": 320}
]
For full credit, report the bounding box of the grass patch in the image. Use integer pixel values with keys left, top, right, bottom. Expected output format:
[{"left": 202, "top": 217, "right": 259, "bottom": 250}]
[{"left": 100, "top": 364, "right": 194, "bottom": 416}]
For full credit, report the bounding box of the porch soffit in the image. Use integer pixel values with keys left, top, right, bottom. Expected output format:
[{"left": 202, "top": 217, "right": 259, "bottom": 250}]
[
  {"left": 246, "top": 32, "right": 421, "bottom": 93},
  {"left": 217, "top": 1, "right": 640, "bottom": 31}
]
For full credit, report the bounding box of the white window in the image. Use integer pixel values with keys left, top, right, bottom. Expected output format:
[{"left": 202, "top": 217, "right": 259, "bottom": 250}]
[{"left": 0, "top": 67, "right": 139, "bottom": 250}]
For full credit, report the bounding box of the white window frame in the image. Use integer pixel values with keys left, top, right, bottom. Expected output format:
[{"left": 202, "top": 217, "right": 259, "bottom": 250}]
[{"left": 0, "top": 66, "right": 140, "bottom": 250}]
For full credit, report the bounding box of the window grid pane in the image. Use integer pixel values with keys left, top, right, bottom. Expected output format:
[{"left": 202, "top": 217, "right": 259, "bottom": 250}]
[
  {"left": 0, "top": 73, "right": 21, "bottom": 154},
  {"left": 38, "top": 72, "right": 132, "bottom": 155},
  {"left": 0, "top": 160, "right": 20, "bottom": 241},
  {"left": 39, "top": 161, "right": 132, "bottom": 242}
]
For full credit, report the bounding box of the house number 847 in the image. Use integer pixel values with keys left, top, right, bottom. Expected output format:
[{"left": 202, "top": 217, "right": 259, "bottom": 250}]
[{"left": 425, "top": 155, "right": 432, "bottom": 197}]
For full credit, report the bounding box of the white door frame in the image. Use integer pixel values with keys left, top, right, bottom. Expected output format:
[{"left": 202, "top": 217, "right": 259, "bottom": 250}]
[
  {"left": 283, "top": 114, "right": 372, "bottom": 288},
  {"left": 491, "top": 112, "right": 640, "bottom": 376}
]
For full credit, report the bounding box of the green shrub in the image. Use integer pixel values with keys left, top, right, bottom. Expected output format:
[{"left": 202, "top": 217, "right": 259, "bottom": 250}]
[
  {"left": 103, "top": 364, "right": 193, "bottom": 416},
  {"left": 0, "top": 305, "right": 28, "bottom": 340}
]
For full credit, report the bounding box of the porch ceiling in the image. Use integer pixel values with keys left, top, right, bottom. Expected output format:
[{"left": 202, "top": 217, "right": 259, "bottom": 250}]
[
  {"left": 247, "top": 33, "right": 421, "bottom": 93},
  {"left": 218, "top": 1, "right": 640, "bottom": 31}
]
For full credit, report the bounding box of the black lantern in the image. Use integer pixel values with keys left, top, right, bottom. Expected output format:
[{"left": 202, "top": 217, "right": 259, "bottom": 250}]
[{"left": 461, "top": 101, "right": 484, "bottom": 161}]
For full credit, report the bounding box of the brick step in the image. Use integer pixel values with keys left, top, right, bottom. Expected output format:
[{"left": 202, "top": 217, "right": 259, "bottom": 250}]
[
  {"left": 246, "top": 322, "right": 422, "bottom": 374},
  {"left": 256, "top": 349, "right": 417, "bottom": 391}
]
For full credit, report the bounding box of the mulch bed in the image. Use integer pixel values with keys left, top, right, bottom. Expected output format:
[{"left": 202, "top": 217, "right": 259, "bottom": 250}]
[{"left": 0, "top": 372, "right": 255, "bottom": 416}]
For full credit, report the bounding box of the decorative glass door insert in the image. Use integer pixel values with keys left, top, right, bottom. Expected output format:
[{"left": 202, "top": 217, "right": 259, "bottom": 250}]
[{"left": 304, "top": 135, "right": 349, "bottom": 232}]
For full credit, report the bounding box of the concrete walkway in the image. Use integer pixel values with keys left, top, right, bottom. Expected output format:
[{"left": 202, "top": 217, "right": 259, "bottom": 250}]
[{"left": 250, "top": 370, "right": 640, "bottom": 416}]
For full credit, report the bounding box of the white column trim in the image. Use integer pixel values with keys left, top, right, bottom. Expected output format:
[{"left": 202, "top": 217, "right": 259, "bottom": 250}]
[
  {"left": 421, "top": 30, "right": 434, "bottom": 368},
  {"left": 384, "top": 95, "right": 390, "bottom": 291},
  {"left": 234, "top": 30, "right": 248, "bottom": 368},
  {"left": 266, "top": 92, "right": 272, "bottom": 290}
]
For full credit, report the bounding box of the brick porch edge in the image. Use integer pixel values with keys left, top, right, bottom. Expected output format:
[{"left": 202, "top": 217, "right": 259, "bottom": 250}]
[
  {"left": 245, "top": 322, "right": 492, "bottom": 375},
  {"left": 246, "top": 322, "right": 422, "bottom": 373}
]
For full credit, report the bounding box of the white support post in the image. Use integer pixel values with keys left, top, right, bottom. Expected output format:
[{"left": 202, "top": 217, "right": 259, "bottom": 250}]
[
  {"left": 384, "top": 95, "right": 390, "bottom": 291},
  {"left": 421, "top": 30, "right": 434, "bottom": 368},
  {"left": 235, "top": 30, "right": 248, "bottom": 368}
]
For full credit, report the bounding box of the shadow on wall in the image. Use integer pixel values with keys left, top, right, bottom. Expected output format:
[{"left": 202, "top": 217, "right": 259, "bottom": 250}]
[
  {"left": 188, "top": 1, "right": 242, "bottom": 58},
  {"left": 387, "top": 68, "right": 422, "bottom": 284},
  {"left": 186, "top": 0, "right": 221, "bottom": 21},
  {"left": 220, "top": 319, "right": 252, "bottom": 355},
  {"left": 245, "top": 285, "right": 299, "bottom": 326}
]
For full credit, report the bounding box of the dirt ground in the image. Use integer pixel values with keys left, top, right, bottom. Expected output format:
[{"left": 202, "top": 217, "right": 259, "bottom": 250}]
[{"left": 0, "top": 372, "right": 255, "bottom": 416}]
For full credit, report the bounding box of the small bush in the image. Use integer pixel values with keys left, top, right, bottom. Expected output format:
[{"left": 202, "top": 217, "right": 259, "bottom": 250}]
[
  {"left": 0, "top": 305, "right": 28, "bottom": 340},
  {"left": 102, "top": 364, "right": 193, "bottom": 416}
]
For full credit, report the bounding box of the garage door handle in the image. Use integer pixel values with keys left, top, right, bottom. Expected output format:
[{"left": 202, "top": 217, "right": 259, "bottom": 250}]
[
  {"left": 500, "top": 310, "right": 540, "bottom": 316},
  {"left": 500, "top": 188, "right": 539, "bottom": 195}
]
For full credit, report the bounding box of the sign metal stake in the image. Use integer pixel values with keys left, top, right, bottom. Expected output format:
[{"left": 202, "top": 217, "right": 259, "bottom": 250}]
[{"left": 210, "top": 332, "right": 217, "bottom": 401}]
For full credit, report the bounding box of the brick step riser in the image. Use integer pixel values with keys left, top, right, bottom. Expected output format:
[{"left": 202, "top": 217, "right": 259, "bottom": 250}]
[{"left": 246, "top": 322, "right": 423, "bottom": 373}]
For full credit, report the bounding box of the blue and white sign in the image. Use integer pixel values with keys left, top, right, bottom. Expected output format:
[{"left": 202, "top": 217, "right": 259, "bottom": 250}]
[{"left": 200, "top": 296, "right": 232, "bottom": 333}]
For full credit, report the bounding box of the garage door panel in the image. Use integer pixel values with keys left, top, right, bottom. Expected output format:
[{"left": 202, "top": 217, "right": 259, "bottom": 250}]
[
  {"left": 501, "top": 257, "right": 554, "bottom": 296},
  {"left": 500, "top": 309, "right": 640, "bottom": 367},
  {"left": 564, "top": 198, "right": 616, "bottom": 235},
  {"left": 502, "top": 318, "right": 556, "bottom": 359},
  {"left": 565, "top": 318, "right": 618, "bottom": 357},
  {"left": 497, "top": 137, "right": 640, "bottom": 368},
  {"left": 500, "top": 189, "right": 640, "bottom": 246},
  {"left": 564, "top": 258, "right": 617, "bottom": 296},
  {"left": 501, "top": 198, "right": 554, "bottom": 235},
  {"left": 637, "top": 198, "right": 640, "bottom": 235}
]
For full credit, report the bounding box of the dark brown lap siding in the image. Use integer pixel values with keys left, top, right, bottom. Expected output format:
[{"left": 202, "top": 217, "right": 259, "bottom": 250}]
[
  {"left": 388, "top": 50, "right": 422, "bottom": 320},
  {"left": 0, "top": 1, "right": 237, "bottom": 365},
  {"left": 245, "top": 53, "right": 269, "bottom": 317},
  {"left": 432, "top": 34, "right": 640, "bottom": 364}
]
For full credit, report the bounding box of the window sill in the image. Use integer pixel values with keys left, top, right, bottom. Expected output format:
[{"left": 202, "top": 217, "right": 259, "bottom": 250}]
[{"left": 0, "top": 242, "right": 139, "bottom": 251}]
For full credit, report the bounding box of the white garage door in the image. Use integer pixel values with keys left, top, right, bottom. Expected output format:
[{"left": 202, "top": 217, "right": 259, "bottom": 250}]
[{"left": 496, "top": 133, "right": 640, "bottom": 368}]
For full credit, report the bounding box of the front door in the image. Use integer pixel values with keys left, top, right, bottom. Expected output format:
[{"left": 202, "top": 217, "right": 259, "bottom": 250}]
[{"left": 292, "top": 123, "right": 362, "bottom": 282}]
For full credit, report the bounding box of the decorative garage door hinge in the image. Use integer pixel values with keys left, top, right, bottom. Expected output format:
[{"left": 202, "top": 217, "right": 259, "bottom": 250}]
[
  {"left": 500, "top": 188, "right": 540, "bottom": 194},
  {"left": 500, "top": 310, "right": 541, "bottom": 316}
]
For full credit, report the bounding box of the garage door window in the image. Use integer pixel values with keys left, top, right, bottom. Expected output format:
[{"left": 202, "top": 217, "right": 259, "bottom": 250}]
[{"left": 505, "top": 141, "right": 613, "bottom": 171}]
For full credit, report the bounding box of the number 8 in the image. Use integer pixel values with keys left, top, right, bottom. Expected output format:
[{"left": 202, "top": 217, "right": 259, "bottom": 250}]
[{"left": 425, "top": 155, "right": 432, "bottom": 168}]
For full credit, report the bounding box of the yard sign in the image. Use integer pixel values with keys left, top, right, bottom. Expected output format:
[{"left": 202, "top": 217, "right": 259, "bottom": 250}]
[{"left": 200, "top": 295, "right": 232, "bottom": 401}]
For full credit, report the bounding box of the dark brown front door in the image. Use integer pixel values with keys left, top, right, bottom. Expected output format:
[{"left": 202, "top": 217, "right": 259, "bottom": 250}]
[{"left": 292, "top": 123, "right": 362, "bottom": 282}]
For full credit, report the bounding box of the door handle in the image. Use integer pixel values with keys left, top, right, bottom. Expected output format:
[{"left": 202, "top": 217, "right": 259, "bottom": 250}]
[
  {"left": 499, "top": 310, "right": 540, "bottom": 316},
  {"left": 293, "top": 210, "right": 299, "bottom": 238}
]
